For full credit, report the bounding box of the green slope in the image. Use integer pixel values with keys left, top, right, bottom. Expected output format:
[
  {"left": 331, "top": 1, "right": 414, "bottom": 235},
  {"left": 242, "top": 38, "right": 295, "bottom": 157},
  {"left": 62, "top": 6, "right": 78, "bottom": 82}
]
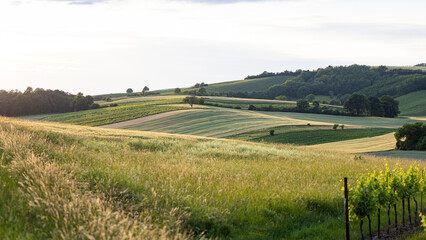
[
  {"left": 396, "top": 90, "right": 426, "bottom": 116},
  {"left": 114, "top": 107, "right": 426, "bottom": 137},
  {"left": 204, "top": 75, "right": 290, "bottom": 93}
]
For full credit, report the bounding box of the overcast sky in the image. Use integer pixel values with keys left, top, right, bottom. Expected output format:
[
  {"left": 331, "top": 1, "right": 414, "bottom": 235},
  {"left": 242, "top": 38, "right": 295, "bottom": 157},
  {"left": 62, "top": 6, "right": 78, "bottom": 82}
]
[{"left": 0, "top": 0, "right": 425, "bottom": 95}]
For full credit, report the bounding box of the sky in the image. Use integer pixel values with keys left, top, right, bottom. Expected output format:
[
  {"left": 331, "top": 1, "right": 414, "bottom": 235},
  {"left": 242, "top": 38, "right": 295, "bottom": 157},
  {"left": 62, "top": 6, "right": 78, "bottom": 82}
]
[{"left": 0, "top": 0, "right": 425, "bottom": 95}]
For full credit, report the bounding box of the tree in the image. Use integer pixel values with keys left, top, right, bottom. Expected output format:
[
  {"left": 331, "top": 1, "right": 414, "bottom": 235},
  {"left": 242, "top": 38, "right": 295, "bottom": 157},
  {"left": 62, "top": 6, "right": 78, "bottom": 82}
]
[
  {"left": 183, "top": 95, "right": 197, "bottom": 107},
  {"left": 312, "top": 101, "right": 320, "bottom": 112},
  {"left": 368, "top": 96, "right": 384, "bottom": 116},
  {"left": 71, "top": 93, "right": 93, "bottom": 111},
  {"left": 344, "top": 93, "right": 369, "bottom": 116},
  {"left": 197, "top": 87, "right": 207, "bottom": 96},
  {"left": 174, "top": 88, "right": 181, "bottom": 94},
  {"left": 297, "top": 86, "right": 311, "bottom": 99},
  {"left": 380, "top": 95, "right": 399, "bottom": 118},
  {"left": 248, "top": 104, "right": 256, "bottom": 110},
  {"left": 126, "top": 88, "right": 133, "bottom": 94},
  {"left": 296, "top": 99, "right": 310, "bottom": 111},
  {"left": 306, "top": 94, "right": 315, "bottom": 102},
  {"left": 142, "top": 86, "right": 149, "bottom": 95},
  {"left": 395, "top": 122, "right": 426, "bottom": 150}
]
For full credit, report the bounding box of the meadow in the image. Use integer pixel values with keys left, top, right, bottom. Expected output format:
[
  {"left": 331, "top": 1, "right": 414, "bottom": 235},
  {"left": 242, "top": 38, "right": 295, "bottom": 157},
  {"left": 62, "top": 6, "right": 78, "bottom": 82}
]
[
  {"left": 397, "top": 90, "right": 426, "bottom": 116},
  {"left": 229, "top": 126, "right": 395, "bottom": 145},
  {"left": 45, "top": 98, "right": 189, "bottom": 126},
  {"left": 2, "top": 117, "right": 426, "bottom": 239},
  {"left": 202, "top": 76, "right": 292, "bottom": 93}
]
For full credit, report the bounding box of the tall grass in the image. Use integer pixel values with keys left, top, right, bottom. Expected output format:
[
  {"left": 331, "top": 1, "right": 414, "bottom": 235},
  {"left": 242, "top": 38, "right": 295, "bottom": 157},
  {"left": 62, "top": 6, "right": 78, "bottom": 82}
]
[
  {"left": 0, "top": 122, "right": 193, "bottom": 240},
  {"left": 1, "top": 117, "right": 425, "bottom": 239}
]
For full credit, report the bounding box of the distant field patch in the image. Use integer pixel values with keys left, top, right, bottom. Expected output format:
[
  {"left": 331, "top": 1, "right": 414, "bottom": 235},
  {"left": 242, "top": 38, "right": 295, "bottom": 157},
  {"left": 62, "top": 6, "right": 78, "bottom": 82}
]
[
  {"left": 363, "top": 150, "right": 426, "bottom": 160},
  {"left": 116, "top": 108, "right": 317, "bottom": 137},
  {"left": 204, "top": 75, "right": 290, "bottom": 93},
  {"left": 46, "top": 99, "right": 189, "bottom": 126},
  {"left": 306, "top": 133, "right": 397, "bottom": 153},
  {"left": 397, "top": 90, "right": 426, "bottom": 116},
  {"left": 231, "top": 126, "right": 395, "bottom": 145},
  {"left": 258, "top": 111, "right": 426, "bottom": 129}
]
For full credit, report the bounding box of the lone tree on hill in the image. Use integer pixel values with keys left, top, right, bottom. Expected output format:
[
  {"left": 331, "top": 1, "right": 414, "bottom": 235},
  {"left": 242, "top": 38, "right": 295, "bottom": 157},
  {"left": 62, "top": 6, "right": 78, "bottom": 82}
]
[
  {"left": 344, "top": 93, "right": 369, "bottom": 116},
  {"left": 183, "top": 95, "right": 197, "bottom": 107},
  {"left": 126, "top": 88, "right": 133, "bottom": 94},
  {"left": 174, "top": 88, "right": 181, "bottom": 94},
  {"left": 142, "top": 86, "right": 149, "bottom": 95}
]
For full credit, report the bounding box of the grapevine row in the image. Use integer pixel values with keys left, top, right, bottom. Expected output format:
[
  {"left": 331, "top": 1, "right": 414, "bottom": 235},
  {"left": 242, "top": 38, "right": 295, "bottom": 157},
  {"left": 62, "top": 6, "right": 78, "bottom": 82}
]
[{"left": 347, "top": 164, "right": 425, "bottom": 239}]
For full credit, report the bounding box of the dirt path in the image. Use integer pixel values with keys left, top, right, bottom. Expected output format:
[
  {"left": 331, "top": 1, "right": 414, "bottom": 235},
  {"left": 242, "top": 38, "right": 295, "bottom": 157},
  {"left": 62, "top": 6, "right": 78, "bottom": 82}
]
[{"left": 98, "top": 109, "right": 203, "bottom": 129}]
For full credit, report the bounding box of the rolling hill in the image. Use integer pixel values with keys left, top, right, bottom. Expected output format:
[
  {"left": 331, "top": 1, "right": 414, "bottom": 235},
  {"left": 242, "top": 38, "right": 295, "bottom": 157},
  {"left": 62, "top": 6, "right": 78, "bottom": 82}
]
[
  {"left": 1, "top": 116, "right": 426, "bottom": 239},
  {"left": 396, "top": 90, "right": 426, "bottom": 116}
]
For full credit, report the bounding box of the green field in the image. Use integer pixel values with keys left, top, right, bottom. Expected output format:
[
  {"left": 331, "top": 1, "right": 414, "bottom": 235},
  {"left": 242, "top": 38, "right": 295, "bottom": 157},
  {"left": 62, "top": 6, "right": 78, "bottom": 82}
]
[
  {"left": 45, "top": 98, "right": 189, "bottom": 126},
  {"left": 115, "top": 107, "right": 426, "bottom": 138},
  {"left": 150, "top": 75, "right": 290, "bottom": 95},
  {"left": 203, "top": 75, "right": 290, "bottom": 93},
  {"left": 230, "top": 126, "right": 395, "bottom": 145},
  {"left": 1, "top": 117, "right": 426, "bottom": 239},
  {"left": 116, "top": 108, "right": 312, "bottom": 138},
  {"left": 397, "top": 90, "right": 426, "bottom": 116},
  {"left": 259, "top": 111, "right": 426, "bottom": 128}
]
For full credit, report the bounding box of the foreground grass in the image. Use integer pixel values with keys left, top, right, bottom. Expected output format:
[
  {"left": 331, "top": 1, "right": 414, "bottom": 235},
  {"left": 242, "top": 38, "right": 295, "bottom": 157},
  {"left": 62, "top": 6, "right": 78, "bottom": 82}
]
[
  {"left": 230, "top": 126, "right": 395, "bottom": 145},
  {"left": 1, "top": 117, "right": 425, "bottom": 239},
  {"left": 45, "top": 98, "right": 189, "bottom": 126}
]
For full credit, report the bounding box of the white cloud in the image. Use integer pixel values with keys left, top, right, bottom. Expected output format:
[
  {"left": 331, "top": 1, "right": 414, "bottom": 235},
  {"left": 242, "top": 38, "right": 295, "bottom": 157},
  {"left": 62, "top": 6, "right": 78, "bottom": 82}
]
[{"left": 0, "top": 0, "right": 425, "bottom": 94}]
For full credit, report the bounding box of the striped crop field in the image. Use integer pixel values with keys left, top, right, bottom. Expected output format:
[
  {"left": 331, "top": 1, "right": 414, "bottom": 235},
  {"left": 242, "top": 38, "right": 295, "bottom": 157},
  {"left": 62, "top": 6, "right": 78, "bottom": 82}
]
[
  {"left": 111, "top": 107, "right": 426, "bottom": 138},
  {"left": 114, "top": 108, "right": 319, "bottom": 138},
  {"left": 230, "top": 126, "right": 395, "bottom": 146},
  {"left": 44, "top": 98, "right": 189, "bottom": 126}
]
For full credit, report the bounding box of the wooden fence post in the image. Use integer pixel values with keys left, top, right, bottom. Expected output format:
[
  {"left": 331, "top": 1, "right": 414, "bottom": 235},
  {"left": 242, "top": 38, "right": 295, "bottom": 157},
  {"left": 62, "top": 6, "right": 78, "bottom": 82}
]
[{"left": 344, "top": 177, "right": 350, "bottom": 240}]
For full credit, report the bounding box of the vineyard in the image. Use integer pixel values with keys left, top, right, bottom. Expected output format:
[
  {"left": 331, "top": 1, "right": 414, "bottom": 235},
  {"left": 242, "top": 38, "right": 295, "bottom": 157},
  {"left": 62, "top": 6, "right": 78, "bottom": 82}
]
[{"left": 346, "top": 165, "right": 426, "bottom": 239}]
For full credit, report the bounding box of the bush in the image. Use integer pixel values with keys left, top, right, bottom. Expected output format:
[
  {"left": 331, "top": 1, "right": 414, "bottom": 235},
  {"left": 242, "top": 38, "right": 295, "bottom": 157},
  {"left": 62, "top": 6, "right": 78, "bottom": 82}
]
[
  {"left": 90, "top": 103, "right": 100, "bottom": 109},
  {"left": 269, "top": 130, "right": 275, "bottom": 136},
  {"left": 275, "top": 95, "right": 287, "bottom": 101},
  {"left": 395, "top": 122, "right": 426, "bottom": 150},
  {"left": 333, "top": 124, "right": 339, "bottom": 130},
  {"left": 248, "top": 105, "right": 256, "bottom": 110}
]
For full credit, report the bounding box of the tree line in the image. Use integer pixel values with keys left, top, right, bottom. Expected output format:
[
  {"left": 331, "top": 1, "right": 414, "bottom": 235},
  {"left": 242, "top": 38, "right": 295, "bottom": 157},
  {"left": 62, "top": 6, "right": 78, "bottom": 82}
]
[
  {"left": 0, "top": 87, "right": 98, "bottom": 117},
  {"left": 267, "top": 65, "right": 426, "bottom": 100}
]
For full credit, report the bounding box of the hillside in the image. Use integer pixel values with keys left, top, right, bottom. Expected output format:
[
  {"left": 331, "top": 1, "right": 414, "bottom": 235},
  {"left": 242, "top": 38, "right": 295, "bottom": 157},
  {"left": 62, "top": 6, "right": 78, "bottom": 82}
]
[
  {"left": 396, "top": 90, "right": 426, "bottom": 116},
  {"left": 203, "top": 75, "right": 291, "bottom": 93},
  {"left": 1, "top": 117, "right": 426, "bottom": 239}
]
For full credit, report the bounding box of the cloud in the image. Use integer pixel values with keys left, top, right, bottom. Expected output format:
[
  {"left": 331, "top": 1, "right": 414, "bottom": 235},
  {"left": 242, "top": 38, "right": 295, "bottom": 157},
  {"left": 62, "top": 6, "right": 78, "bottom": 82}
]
[
  {"left": 50, "top": 0, "right": 109, "bottom": 4},
  {"left": 0, "top": 0, "right": 425, "bottom": 94}
]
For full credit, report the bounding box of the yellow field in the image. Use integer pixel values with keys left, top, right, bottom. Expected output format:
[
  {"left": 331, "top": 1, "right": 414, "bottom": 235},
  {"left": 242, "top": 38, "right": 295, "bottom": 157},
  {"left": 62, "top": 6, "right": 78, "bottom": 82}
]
[{"left": 305, "top": 132, "right": 396, "bottom": 153}]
